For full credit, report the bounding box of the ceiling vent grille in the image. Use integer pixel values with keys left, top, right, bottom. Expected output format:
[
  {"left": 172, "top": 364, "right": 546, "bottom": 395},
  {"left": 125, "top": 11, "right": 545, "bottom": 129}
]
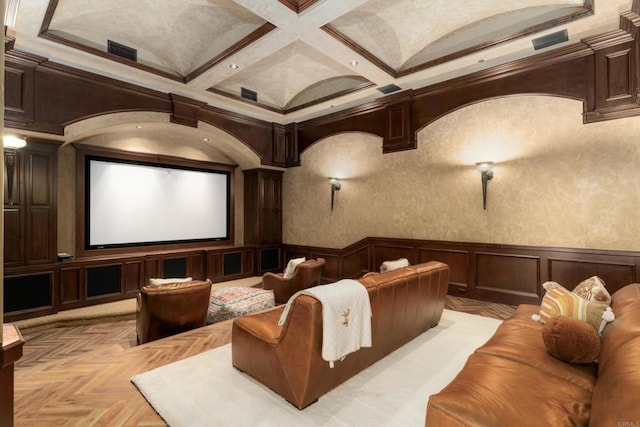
[
  {"left": 377, "top": 84, "right": 402, "bottom": 95},
  {"left": 532, "top": 29, "right": 568, "bottom": 50},
  {"left": 241, "top": 87, "right": 258, "bottom": 102},
  {"left": 108, "top": 40, "right": 137, "bottom": 61}
]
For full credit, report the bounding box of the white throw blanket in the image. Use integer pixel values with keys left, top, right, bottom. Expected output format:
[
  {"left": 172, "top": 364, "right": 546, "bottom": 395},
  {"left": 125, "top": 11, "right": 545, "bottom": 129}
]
[{"left": 278, "top": 279, "right": 372, "bottom": 368}]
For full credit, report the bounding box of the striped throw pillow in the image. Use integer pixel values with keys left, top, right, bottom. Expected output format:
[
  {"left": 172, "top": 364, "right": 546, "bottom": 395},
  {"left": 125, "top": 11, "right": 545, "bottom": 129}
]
[{"left": 534, "top": 284, "right": 615, "bottom": 335}]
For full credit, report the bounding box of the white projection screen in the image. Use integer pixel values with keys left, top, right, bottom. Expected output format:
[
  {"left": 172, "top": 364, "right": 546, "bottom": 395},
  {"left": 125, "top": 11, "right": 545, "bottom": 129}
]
[{"left": 87, "top": 157, "right": 230, "bottom": 249}]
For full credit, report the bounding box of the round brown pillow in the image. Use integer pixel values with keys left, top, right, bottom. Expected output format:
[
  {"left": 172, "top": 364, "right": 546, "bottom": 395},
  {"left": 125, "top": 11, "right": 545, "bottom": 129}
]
[{"left": 542, "top": 316, "right": 601, "bottom": 364}]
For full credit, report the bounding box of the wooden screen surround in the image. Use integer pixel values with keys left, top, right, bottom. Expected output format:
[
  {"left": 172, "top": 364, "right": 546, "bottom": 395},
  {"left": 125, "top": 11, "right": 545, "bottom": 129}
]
[{"left": 284, "top": 237, "right": 640, "bottom": 306}]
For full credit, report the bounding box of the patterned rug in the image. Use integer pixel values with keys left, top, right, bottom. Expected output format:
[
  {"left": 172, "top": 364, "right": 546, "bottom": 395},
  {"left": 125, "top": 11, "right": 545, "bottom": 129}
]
[{"left": 131, "top": 309, "right": 502, "bottom": 427}]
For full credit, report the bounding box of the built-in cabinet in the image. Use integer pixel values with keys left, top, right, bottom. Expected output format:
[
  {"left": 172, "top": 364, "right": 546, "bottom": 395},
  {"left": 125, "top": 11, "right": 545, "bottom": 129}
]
[
  {"left": 3, "top": 140, "right": 58, "bottom": 267},
  {"left": 244, "top": 168, "right": 283, "bottom": 274},
  {"left": 244, "top": 168, "right": 283, "bottom": 244}
]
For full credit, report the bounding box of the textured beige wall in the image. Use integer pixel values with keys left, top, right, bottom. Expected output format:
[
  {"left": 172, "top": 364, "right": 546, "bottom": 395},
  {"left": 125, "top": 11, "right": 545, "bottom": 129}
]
[
  {"left": 282, "top": 96, "right": 640, "bottom": 251},
  {"left": 57, "top": 124, "right": 263, "bottom": 254}
]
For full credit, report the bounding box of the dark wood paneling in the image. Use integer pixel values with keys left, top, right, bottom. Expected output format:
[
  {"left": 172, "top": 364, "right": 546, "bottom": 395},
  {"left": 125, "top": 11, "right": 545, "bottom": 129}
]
[
  {"left": 297, "top": 103, "right": 386, "bottom": 154},
  {"left": 340, "top": 246, "right": 369, "bottom": 280},
  {"left": 383, "top": 92, "right": 414, "bottom": 153},
  {"left": 244, "top": 169, "right": 283, "bottom": 245},
  {"left": 318, "top": 253, "right": 341, "bottom": 282},
  {"left": 272, "top": 123, "right": 287, "bottom": 166},
  {"left": 372, "top": 244, "right": 414, "bottom": 271},
  {"left": 206, "top": 252, "right": 222, "bottom": 281},
  {"left": 3, "top": 209, "right": 22, "bottom": 266},
  {"left": 25, "top": 146, "right": 57, "bottom": 265},
  {"left": 187, "top": 253, "right": 205, "bottom": 281},
  {"left": 5, "top": 245, "right": 262, "bottom": 320},
  {"left": 285, "top": 237, "right": 640, "bottom": 307},
  {"left": 4, "top": 140, "right": 58, "bottom": 267},
  {"left": 27, "top": 209, "right": 51, "bottom": 263},
  {"left": 4, "top": 55, "right": 36, "bottom": 124},
  {"left": 475, "top": 252, "right": 540, "bottom": 298},
  {"left": 548, "top": 258, "right": 635, "bottom": 295},
  {"left": 5, "top": 50, "right": 280, "bottom": 162},
  {"left": 124, "top": 261, "right": 143, "bottom": 294},
  {"left": 144, "top": 258, "right": 160, "bottom": 283},
  {"left": 169, "top": 93, "right": 206, "bottom": 127},
  {"left": 417, "top": 248, "right": 469, "bottom": 288},
  {"left": 60, "top": 267, "right": 81, "bottom": 304}
]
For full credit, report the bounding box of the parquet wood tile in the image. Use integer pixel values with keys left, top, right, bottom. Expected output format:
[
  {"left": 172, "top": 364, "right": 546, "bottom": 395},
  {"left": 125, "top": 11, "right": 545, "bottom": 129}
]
[{"left": 13, "top": 296, "right": 515, "bottom": 426}]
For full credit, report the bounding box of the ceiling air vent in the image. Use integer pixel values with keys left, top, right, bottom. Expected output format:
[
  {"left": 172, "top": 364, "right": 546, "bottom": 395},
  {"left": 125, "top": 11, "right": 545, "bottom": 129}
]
[
  {"left": 241, "top": 87, "right": 258, "bottom": 102},
  {"left": 532, "top": 29, "right": 568, "bottom": 51},
  {"left": 377, "top": 84, "right": 402, "bottom": 95},
  {"left": 108, "top": 40, "right": 137, "bottom": 61}
]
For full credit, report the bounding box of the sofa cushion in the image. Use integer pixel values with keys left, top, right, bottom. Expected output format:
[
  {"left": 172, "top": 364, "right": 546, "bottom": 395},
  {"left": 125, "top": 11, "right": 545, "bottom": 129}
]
[
  {"left": 475, "top": 318, "right": 597, "bottom": 391},
  {"left": 533, "top": 284, "right": 614, "bottom": 334},
  {"left": 426, "top": 352, "right": 593, "bottom": 427},
  {"left": 542, "top": 316, "right": 600, "bottom": 364},
  {"left": 572, "top": 276, "right": 611, "bottom": 305}
]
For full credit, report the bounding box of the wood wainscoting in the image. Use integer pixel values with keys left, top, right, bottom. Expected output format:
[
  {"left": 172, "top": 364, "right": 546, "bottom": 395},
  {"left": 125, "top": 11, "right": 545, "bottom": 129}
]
[{"left": 284, "top": 238, "right": 640, "bottom": 306}]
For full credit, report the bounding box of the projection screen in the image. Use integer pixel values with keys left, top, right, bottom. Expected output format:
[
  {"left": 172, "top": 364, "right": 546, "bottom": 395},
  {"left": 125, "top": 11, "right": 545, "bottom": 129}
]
[{"left": 86, "top": 157, "right": 230, "bottom": 249}]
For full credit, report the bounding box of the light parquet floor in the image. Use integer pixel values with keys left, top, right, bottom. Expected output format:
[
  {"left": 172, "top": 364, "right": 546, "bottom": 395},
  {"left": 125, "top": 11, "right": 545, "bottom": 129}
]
[{"left": 13, "top": 296, "right": 516, "bottom": 427}]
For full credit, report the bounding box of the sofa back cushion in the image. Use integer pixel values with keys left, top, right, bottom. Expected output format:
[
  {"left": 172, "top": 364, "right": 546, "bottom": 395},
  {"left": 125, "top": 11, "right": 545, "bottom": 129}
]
[{"left": 589, "top": 284, "right": 640, "bottom": 426}]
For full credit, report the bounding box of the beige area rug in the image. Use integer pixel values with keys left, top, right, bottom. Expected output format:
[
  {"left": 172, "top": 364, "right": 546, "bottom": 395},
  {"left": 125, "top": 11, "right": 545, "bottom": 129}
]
[{"left": 131, "top": 310, "right": 502, "bottom": 427}]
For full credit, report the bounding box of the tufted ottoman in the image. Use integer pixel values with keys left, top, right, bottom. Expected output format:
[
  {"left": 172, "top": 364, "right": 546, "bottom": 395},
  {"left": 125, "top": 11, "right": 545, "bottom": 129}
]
[{"left": 207, "top": 286, "right": 275, "bottom": 324}]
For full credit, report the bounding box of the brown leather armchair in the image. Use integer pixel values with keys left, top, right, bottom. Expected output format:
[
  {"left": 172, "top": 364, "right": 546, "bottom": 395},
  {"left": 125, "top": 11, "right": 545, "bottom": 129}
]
[
  {"left": 136, "top": 279, "right": 212, "bottom": 344},
  {"left": 262, "top": 258, "right": 326, "bottom": 304}
]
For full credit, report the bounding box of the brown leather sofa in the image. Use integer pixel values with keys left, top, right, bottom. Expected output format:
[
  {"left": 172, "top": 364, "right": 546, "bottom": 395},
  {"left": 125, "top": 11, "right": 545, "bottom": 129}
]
[
  {"left": 426, "top": 283, "right": 640, "bottom": 426},
  {"left": 136, "top": 279, "right": 212, "bottom": 344},
  {"left": 232, "top": 261, "right": 450, "bottom": 409},
  {"left": 262, "top": 258, "right": 326, "bottom": 304}
]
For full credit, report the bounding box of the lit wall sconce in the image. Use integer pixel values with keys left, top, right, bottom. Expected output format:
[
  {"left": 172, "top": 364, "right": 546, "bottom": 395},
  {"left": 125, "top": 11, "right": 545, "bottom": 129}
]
[
  {"left": 329, "top": 178, "right": 341, "bottom": 211},
  {"left": 4, "top": 135, "right": 27, "bottom": 206},
  {"left": 475, "top": 162, "right": 494, "bottom": 210}
]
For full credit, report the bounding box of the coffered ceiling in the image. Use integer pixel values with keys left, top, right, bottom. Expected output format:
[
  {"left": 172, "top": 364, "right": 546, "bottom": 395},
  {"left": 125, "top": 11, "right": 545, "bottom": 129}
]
[{"left": 8, "top": 0, "right": 632, "bottom": 123}]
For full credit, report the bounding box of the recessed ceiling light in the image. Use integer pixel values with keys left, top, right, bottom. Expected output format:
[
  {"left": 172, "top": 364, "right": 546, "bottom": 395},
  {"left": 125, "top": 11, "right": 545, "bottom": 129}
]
[
  {"left": 349, "top": 60, "right": 358, "bottom": 66},
  {"left": 203, "top": 137, "right": 209, "bottom": 142},
  {"left": 136, "top": 125, "right": 143, "bottom": 129},
  {"left": 229, "top": 64, "right": 239, "bottom": 70}
]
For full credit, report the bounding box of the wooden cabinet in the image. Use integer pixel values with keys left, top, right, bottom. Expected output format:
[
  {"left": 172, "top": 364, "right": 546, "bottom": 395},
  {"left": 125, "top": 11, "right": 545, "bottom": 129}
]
[
  {"left": 244, "top": 169, "right": 283, "bottom": 245},
  {"left": 3, "top": 139, "right": 58, "bottom": 267}
]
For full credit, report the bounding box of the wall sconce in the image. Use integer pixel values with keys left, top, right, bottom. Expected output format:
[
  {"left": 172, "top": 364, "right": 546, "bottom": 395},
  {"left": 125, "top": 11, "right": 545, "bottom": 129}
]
[
  {"left": 4, "top": 135, "right": 27, "bottom": 206},
  {"left": 475, "top": 162, "right": 494, "bottom": 210},
  {"left": 329, "top": 178, "right": 341, "bottom": 211}
]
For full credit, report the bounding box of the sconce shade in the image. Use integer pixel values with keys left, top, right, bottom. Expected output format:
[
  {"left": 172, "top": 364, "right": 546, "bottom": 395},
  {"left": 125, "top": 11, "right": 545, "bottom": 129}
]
[
  {"left": 476, "top": 161, "right": 494, "bottom": 174},
  {"left": 3, "top": 135, "right": 27, "bottom": 149}
]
